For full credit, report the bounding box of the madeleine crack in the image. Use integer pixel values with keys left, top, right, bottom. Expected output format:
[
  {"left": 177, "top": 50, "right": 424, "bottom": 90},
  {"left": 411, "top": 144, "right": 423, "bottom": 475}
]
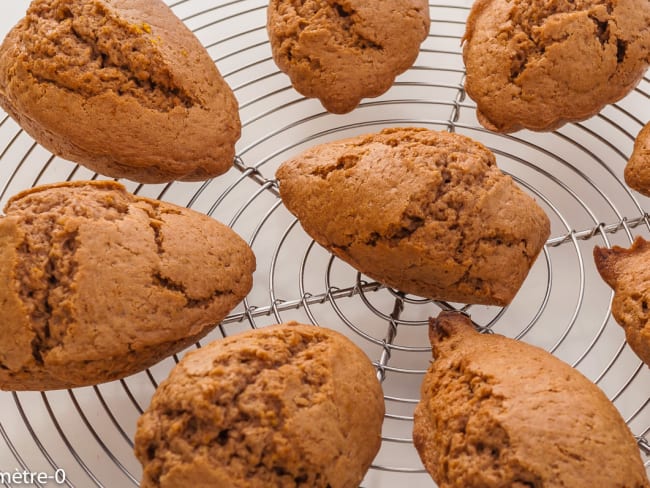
[
  {"left": 389, "top": 214, "right": 425, "bottom": 242},
  {"left": 138, "top": 201, "right": 173, "bottom": 256},
  {"left": 590, "top": 16, "right": 610, "bottom": 45},
  {"left": 311, "top": 153, "right": 361, "bottom": 178},
  {"left": 357, "top": 38, "right": 382, "bottom": 51},
  {"left": 152, "top": 273, "right": 229, "bottom": 308},
  {"left": 149, "top": 334, "right": 329, "bottom": 484},
  {"left": 362, "top": 213, "right": 425, "bottom": 247},
  {"left": 24, "top": 0, "right": 197, "bottom": 111},
  {"left": 333, "top": 3, "right": 352, "bottom": 18},
  {"left": 508, "top": 30, "right": 537, "bottom": 81},
  {"left": 616, "top": 39, "right": 627, "bottom": 63},
  {"left": 25, "top": 229, "right": 80, "bottom": 365},
  {"left": 149, "top": 219, "right": 164, "bottom": 255},
  {"left": 332, "top": 1, "right": 382, "bottom": 50}
]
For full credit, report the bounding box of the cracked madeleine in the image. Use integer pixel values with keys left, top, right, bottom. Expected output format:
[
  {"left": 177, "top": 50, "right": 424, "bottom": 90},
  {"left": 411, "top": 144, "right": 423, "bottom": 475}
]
[
  {"left": 134, "top": 322, "right": 384, "bottom": 488},
  {"left": 413, "top": 312, "right": 650, "bottom": 488},
  {"left": 0, "top": 181, "right": 255, "bottom": 390},
  {"left": 624, "top": 122, "right": 650, "bottom": 197},
  {"left": 594, "top": 237, "right": 650, "bottom": 366},
  {"left": 267, "top": 0, "right": 430, "bottom": 114},
  {"left": 463, "top": 0, "right": 650, "bottom": 132},
  {"left": 0, "top": 0, "right": 240, "bottom": 183},
  {"left": 276, "top": 128, "right": 550, "bottom": 306}
]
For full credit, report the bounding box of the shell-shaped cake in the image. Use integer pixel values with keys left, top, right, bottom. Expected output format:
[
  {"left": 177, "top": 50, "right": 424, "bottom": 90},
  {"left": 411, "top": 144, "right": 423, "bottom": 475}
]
[
  {"left": 267, "top": 0, "right": 430, "bottom": 114},
  {"left": 276, "top": 127, "right": 550, "bottom": 306},
  {"left": 135, "top": 322, "right": 384, "bottom": 488},
  {"left": 0, "top": 181, "right": 255, "bottom": 390},
  {"left": 594, "top": 237, "right": 650, "bottom": 366},
  {"left": 463, "top": 0, "right": 650, "bottom": 132},
  {"left": 413, "top": 312, "right": 650, "bottom": 488},
  {"left": 0, "top": 0, "right": 241, "bottom": 183}
]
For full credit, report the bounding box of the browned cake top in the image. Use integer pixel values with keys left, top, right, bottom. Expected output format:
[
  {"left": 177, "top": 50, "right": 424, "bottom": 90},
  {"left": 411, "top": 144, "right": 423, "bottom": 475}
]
[
  {"left": 0, "top": 181, "right": 255, "bottom": 390},
  {"left": 21, "top": 0, "right": 197, "bottom": 111},
  {"left": 463, "top": 0, "right": 650, "bottom": 132},
  {"left": 135, "top": 322, "right": 384, "bottom": 488},
  {"left": 0, "top": 0, "right": 241, "bottom": 183},
  {"left": 267, "top": 0, "right": 430, "bottom": 113},
  {"left": 413, "top": 312, "right": 650, "bottom": 488},
  {"left": 276, "top": 127, "right": 550, "bottom": 305}
]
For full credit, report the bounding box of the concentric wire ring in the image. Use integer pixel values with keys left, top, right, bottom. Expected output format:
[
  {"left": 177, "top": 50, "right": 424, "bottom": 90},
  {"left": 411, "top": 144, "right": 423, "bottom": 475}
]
[{"left": 0, "top": 1, "right": 648, "bottom": 486}]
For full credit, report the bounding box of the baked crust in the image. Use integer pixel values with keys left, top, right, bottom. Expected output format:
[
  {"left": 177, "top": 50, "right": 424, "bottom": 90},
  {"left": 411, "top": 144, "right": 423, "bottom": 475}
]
[
  {"left": 276, "top": 127, "right": 550, "bottom": 306},
  {"left": 463, "top": 0, "right": 650, "bottom": 132},
  {"left": 413, "top": 312, "right": 650, "bottom": 488},
  {"left": 134, "top": 322, "right": 384, "bottom": 488},
  {"left": 0, "top": 181, "right": 255, "bottom": 390},
  {"left": 267, "top": 0, "right": 430, "bottom": 114},
  {"left": 0, "top": 0, "right": 241, "bottom": 183}
]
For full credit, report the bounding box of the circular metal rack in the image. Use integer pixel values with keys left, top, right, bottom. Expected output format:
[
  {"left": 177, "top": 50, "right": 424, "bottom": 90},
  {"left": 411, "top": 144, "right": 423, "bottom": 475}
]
[{"left": 0, "top": 1, "right": 648, "bottom": 487}]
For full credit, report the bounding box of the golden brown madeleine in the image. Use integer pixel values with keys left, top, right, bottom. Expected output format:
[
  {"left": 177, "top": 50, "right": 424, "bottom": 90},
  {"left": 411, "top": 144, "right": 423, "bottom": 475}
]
[
  {"left": 276, "top": 127, "right": 550, "bottom": 306},
  {"left": 624, "top": 122, "right": 650, "bottom": 196},
  {"left": 463, "top": 0, "right": 650, "bottom": 132},
  {"left": 135, "top": 322, "right": 384, "bottom": 488},
  {"left": 594, "top": 237, "right": 650, "bottom": 365},
  {"left": 267, "top": 0, "right": 430, "bottom": 114},
  {"left": 413, "top": 312, "right": 650, "bottom": 488},
  {"left": 0, "top": 181, "right": 255, "bottom": 390},
  {"left": 0, "top": 0, "right": 241, "bottom": 183}
]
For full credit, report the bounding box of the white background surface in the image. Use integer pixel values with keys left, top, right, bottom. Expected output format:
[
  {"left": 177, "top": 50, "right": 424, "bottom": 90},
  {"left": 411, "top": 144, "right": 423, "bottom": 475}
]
[{"left": 0, "top": 3, "right": 26, "bottom": 38}]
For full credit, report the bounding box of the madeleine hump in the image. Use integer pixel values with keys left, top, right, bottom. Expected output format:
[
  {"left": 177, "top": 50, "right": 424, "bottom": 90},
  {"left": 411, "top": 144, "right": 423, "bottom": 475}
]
[
  {"left": 135, "top": 322, "right": 384, "bottom": 488},
  {"left": 276, "top": 127, "right": 550, "bottom": 306},
  {"left": 0, "top": 0, "right": 241, "bottom": 183},
  {"left": 413, "top": 312, "right": 650, "bottom": 488},
  {"left": 0, "top": 181, "right": 255, "bottom": 390},
  {"left": 462, "top": 0, "right": 650, "bottom": 132}
]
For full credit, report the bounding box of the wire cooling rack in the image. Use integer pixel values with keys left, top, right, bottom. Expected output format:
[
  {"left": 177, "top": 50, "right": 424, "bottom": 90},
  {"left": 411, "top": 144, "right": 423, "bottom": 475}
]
[{"left": 0, "top": 1, "right": 648, "bottom": 487}]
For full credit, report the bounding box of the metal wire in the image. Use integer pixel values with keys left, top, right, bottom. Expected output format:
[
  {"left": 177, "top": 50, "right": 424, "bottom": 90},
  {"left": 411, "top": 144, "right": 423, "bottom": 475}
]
[{"left": 0, "top": 1, "right": 648, "bottom": 487}]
